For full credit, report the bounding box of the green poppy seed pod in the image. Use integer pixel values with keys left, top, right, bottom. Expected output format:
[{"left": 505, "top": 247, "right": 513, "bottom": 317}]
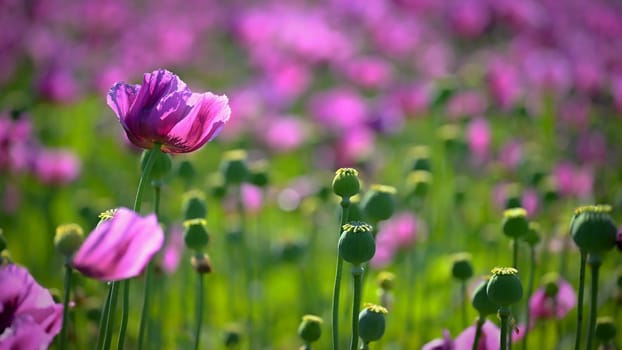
[
  {"left": 141, "top": 149, "right": 172, "bottom": 181},
  {"left": 177, "top": 160, "right": 196, "bottom": 183},
  {"left": 377, "top": 271, "right": 395, "bottom": 291},
  {"left": 182, "top": 190, "right": 207, "bottom": 220},
  {"left": 224, "top": 324, "right": 242, "bottom": 347},
  {"left": 451, "top": 253, "right": 474, "bottom": 281},
  {"left": 249, "top": 160, "right": 269, "bottom": 188},
  {"left": 208, "top": 173, "right": 228, "bottom": 199},
  {"left": 338, "top": 222, "right": 376, "bottom": 265},
  {"left": 220, "top": 150, "right": 249, "bottom": 185},
  {"left": 541, "top": 273, "right": 560, "bottom": 298},
  {"left": 408, "top": 146, "right": 432, "bottom": 172},
  {"left": 358, "top": 303, "right": 388, "bottom": 343},
  {"left": 523, "top": 222, "right": 541, "bottom": 246},
  {"left": 406, "top": 170, "right": 432, "bottom": 198},
  {"left": 570, "top": 205, "right": 618, "bottom": 254},
  {"left": 183, "top": 219, "right": 209, "bottom": 250},
  {"left": 471, "top": 279, "right": 499, "bottom": 316},
  {"left": 297, "top": 314, "right": 323, "bottom": 344},
  {"left": 191, "top": 252, "right": 213, "bottom": 274},
  {"left": 332, "top": 168, "right": 361, "bottom": 198},
  {"left": 502, "top": 208, "right": 529, "bottom": 239},
  {"left": 0, "top": 229, "right": 6, "bottom": 252},
  {"left": 595, "top": 317, "right": 617, "bottom": 343},
  {"left": 54, "top": 223, "right": 84, "bottom": 257},
  {"left": 361, "top": 185, "right": 396, "bottom": 222},
  {"left": 486, "top": 267, "right": 523, "bottom": 307}
]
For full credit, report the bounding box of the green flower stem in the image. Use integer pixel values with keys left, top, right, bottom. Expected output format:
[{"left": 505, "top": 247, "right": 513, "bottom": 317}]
[
  {"left": 117, "top": 146, "right": 159, "bottom": 350},
  {"left": 585, "top": 254, "right": 602, "bottom": 350},
  {"left": 96, "top": 283, "right": 114, "bottom": 350},
  {"left": 332, "top": 197, "right": 351, "bottom": 350},
  {"left": 472, "top": 316, "right": 485, "bottom": 350},
  {"left": 350, "top": 265, "right": 364, "bottom": 350},
  {"left": 522, "top": 245, "right": 536, "bottom": 350},
  {"left": 193, "top": 271, "right": 205, "bottom": 350},
  {"left": 235, "top": 185, "right": 254, "bottom": 347},
  {"left": 360, "top": 342, "right": 370, "bottom": 350},
  {"left": 461, "top": 280, "right": 468, "bottom": 328},
  {"left": 59, "top": 261, "right": 73, "bottom": 350},
  {"left": 137, "top": 183, "right": 161, "bottom": 350},
  {"left": 512, "top": 238, "right": 519, "bottom": 269},
  {"left": 102, "top": 282, "right": 120, "bottom": 350},
  {"left": 499, "top": 307, "right": 511, "bottom": 350},
  {"left": 574, "top": 250, "right": 587, "bottom": 350}
]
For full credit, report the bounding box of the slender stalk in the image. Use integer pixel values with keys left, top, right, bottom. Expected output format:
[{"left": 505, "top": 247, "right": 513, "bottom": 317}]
[
  {"left": 235, "top": 185, "right": 254, "bottom": 347},
  {"left": 574, "top": 250, "right": 587, "bottom": 350},
  {"left": 585, "top": 254, "right": 602, "bottom": 350},
  {"left": 512, "top": 238, "right": 519, "bottom": 269},
  {"left": 137, "top": 184, "right": 161, "bottom": 350},
  {"left": 96, "top": 283, "right": 113, "bottom": 350},
  {"left": 59, "top": 262, "right": 73, "bottom": 350},
  {"left": 332, "top": 198, "right": 351, "bottom": 350},
  {"left": 461, "top": 280, "right": 468, "bottom": 328},
  {"left": 499, "top": 307, "right": 511, "bottom": 350},
  {"left": 193, "top": 272, "right": 205, "bottom": 350},
  {"left": 117, "top": 147, "right": 159, "bottom": 350},
  {"left": 102, "top": 283, "right": 120, "bottom": 350},
  {"left": 350, "top": 265, "right": 364, "bottom": 350},
  {"left": 472, "top": 316, "right": 485, "bottom": 350},
  {"left": 522, "top": 245, "right": 536, "bottom": 350}
]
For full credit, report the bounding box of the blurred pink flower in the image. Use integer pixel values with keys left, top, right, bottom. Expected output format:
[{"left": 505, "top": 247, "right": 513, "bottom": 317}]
[
  {"left": 498, "top": 140, "right": 522, "bottom": 170},
  {"left": 224, "top": 184, "right": 264, "bottom": 215},
  {"left": 371, "top": 212, "right": 421, "bottom": 268},
  {"left": 421, "top": 329, "right": 453, "bottom": 350},
  {"left": 392, "top": 83, "right": 432, "bottom": 117},
  {"left": 36, "top": 66, "right": 80, "bottom": 104},
  {"left": 261, "top": 116, "right": 307, "bottom": 153},
  {"left": 575, "top": 131, "right": 607, "bottom": 165},
  {"left": 72, "top": 208, "right": 164, "bottom": 281},
  {"left": 448, "top": 0, "right": 491, "bottom": 38},
  {"left": 486, "top": 59, "right": 523, "bottom": 109},
  {"left": 309, "top": 88, "right": 368, "bottom": 132},
  {"left": 335, "top": 127, "right": 375, "bottom": 166},
  {"left": 161, "top": 225, "right": 184, "bottom": 275},
  {"left": 446, "top": 91, "right": 487, "bottom": 119},
  {"left": 33, "top": 148, "right": 81, "bottom": 185},
  {"left": 0, "top": 264, "right": 63, "bottom": 349},
  {"left": 454, "top": 320, "right": 500, "bottom": 349},
  {"left": 342, "top": 56, "right": 394, "bottom": 89},
  {"left": 553, "top": 162, "right": 593, "bottom": 198},
  {"left": 466, "top": 117, "right": 491, "bottom": 162},
  {"left": 107, "top": 69, "right": 231, "bottom": 153},
  {"left": 530, "top": 278, "right": 576, "bottom": 320}
]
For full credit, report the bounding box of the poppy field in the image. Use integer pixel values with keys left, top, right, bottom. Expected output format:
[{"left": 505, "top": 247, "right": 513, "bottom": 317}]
[{"left": 1, "top": 0, "right": 622, "bottom": 349}]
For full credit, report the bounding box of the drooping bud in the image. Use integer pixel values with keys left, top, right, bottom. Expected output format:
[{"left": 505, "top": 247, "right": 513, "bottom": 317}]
[
  {"left": 472, "top": 279, "right": 499, "bottom": 316},
  {"left": 297, "top": 314, "right": 323, "bottom": 344},
  {"left": 486, "top": 267, "right": 523, "bottom": 307},
  {"left": 358, "top": 303, "right": 388, "bottom": 343},
  {"left": 361, "top": 185, "right": 396, "bottom": 223},
  {"left": 332, "top": 168, "right": 361, "bottom": 198},
  {"left": 183, "top": 219, "right": 209, "bottom": 250},
  {"left": 595, "top": 317, "right": 617, "bottom": 344},
  {"left": 570, "top": 205, "right": 618, "bottom": 254},
  {"left": 182, "top": 190, "right": 207, "bottom": 220},
  {"left": 54, "top": 223, "right": 84, "bottom": 258},
  {"left": 338, "top": 222, "right": 376, "bottom": 265},
  {"left": 191, "top": 252, "right": 213, "bottom": 274},
  {"left": 224, "top": 324, "right": 242, "bottom": 348},
  {"left": 220, "top": 150, "right": 249, "bottom": 185},
  {"left": 451, "top": 253, "right": 474, "bottom": 281},
  {"left": 502, "top": 208, "right": 529, "bottom": 239}
]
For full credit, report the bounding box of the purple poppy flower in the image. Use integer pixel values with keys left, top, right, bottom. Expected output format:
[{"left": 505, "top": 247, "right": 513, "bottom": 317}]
[
  {"left": 33, "top": 148, "right": 81, "bottom": 185},
  {"left": 421, "top": 329, "right": 453, "bottom": 350},
  {"left": 529, "top": 278, "right": 576, "bottom": 320},
  {"left": 107, "top": 69, "right": 231, "bottom": 153},
  {"left": 454, "top": 320, "right": 500, "bottom": 349},
  {"left": 161, "top": 225, "right": 184, "bottom": 275},
  {"left": 617, "top": 227, "right": 622, "bottom": 251},
  {"left": 72, "top": 207, "right": 164, "bottom": 281},
  {"left": 0, "top": 264, "right": 63, "bottom": 349},
  {"left": 466, "top": 117, "right": 491, "bottom": 162}
]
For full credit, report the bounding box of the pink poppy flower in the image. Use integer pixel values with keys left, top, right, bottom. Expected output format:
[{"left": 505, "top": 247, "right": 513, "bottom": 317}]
[
  {"left": 454, "top": 320, "right": 501, "bottom": 349},
  {"left": 72, "top": 208, "right": 164, "bottom": 281},
  {"left": 161, "top": 225, "right": 184, "bottom": 275},
  {"left": 0, "top": 264, "right": 63, "bottom": 349},
  {"left": 107, "top": 69, "right": 231, "bottom": 153},
  {"left": 529, "top": 278, "right": 576, "bottom": 320},
  {"left": 422, "top": 329, "right": 453, "bottom": 350},
  {"left": 467, "top": 117, "right": 491, "bottom": 162},
  {"left": 33, "top": 148, "right": 81, "bottom": 185}
]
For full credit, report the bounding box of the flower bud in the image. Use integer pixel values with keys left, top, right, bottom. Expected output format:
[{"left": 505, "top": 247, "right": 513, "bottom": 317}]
[
  {"left": 451, "top": 253, "right": 473, "bottom": 281},
  {"left": 191, "top": 252, "right": 213, "bottom": 274},
  {"left": 523, "top": 222, "right": 541, "bottom": 246},
  {"left": 472, "top": 279, "right": 499, "bottom": 316},
  {"left": 502, "top": 208, "right": 529, "bottom": 239},
  {"left": 249, "top": 160, "right": 269, "bottom": 188},
  {"left": 183, "top": 219, "right": 209, "bottom": 250},
  {"left": 358, "top": 303, "right": 388, "bottom": 343},
  {"left": 220, "top": 150, "right": 249, "bottom": 185},
  {"left": 486, "top": 267, "right": 523, "bottom": 307},
  {"left": 408, "top": 146, "right": 431, "bottom": 172},
  {"left": 182, "top": 190, "right": 207, "bottom": 220},
  {"left": 570, "top": 205, "right": 617, "bottom": 254},
  {"left": 177, "top": 160, "right": 196, "bottom": 184},
  {"left": 224, "top": 324, "right": 242, "bottom": 347},
  {"left": 54, "top": 223, "right": 84, "bottom": 257},
  {"left": 377, "top": 271, "right": 395, "bottom": 291},
  {"left": 541, "top": 177, "right": 559, "bottom": 204},
  {"left": 406, "top": 170, "right": 432, "bottom": 198},
  {"left": 595, "top": 317, "right": 617, "bottom": 343},
  {"left": 141, "top": 149, "right": 172, "bottom": 181},
  {"left": 332, "top": 168, "right": 361, "bottom": 198},
  {"left": 361, "top": 185, "right": 396, "bottom": 222},
  {"left": 338, "top": 222, "right": 375, "bottom": 265},
  {"left": 297, "top": 314, "right": 323, "bottom": 344}
]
